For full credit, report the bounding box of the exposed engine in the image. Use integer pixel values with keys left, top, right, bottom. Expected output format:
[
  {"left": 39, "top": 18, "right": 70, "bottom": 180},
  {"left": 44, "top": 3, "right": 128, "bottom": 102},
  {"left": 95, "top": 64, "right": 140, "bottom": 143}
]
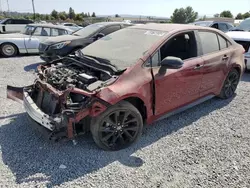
[{"left": 40, "top": 58, "right": 117, "bottom": 91}]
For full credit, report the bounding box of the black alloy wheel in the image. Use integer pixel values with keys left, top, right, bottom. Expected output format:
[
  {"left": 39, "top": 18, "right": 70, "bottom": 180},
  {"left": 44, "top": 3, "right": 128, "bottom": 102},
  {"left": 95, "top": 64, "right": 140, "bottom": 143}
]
[
  {"left": 91, "top": 101, "right": 143, "bottom": 151},
  {"left": 219, "top": 69, "right": 240, "bottom": 99}
]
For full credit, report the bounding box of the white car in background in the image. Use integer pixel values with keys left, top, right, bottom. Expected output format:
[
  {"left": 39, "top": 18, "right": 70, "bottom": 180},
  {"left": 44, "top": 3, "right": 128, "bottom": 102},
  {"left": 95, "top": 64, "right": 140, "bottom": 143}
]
[
  {"left": 0, "top": 18, "right": 34, "bottom": 33},
  {"left": 61, "top": 23, "right": 83, "bottom": 31},
  {"left": 226, "top": 18, "right": 250, "bottom": 71},
  {"left": 0, "top": 24, "right": 72, "bottom": 57}
]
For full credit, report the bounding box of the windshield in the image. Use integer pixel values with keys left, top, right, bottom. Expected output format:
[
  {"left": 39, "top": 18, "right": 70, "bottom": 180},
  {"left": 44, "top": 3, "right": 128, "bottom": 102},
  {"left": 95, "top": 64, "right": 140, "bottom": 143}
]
[
  {"left": 21, "top": 25, "right": 36, "bottom": 35},
  {"left": 0, "top": 19, "right": 8, "bottom": 24},
  {"left": 193, "top": 21, "right": 212, "bottom": 27},
  {"left": 234, "top": 18, "right": 250, "bottom": 31},
  {"left": 72, "top": 23, "right": 104, "bottom": 37},
  {"left": 81, "top": 28, "right": 167, "bottom": 69}
]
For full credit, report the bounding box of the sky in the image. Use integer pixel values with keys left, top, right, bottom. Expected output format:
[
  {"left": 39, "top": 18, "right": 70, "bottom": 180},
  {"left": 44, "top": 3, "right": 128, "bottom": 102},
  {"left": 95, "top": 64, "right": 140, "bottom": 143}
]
[{"left": 1, "top": 0, "right": 250, "bottom": 18}]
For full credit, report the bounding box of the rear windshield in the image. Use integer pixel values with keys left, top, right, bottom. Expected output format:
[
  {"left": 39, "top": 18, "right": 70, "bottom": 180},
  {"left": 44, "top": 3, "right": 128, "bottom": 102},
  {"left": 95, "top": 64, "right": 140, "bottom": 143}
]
[
  {"left": 82, "top": 28, "right": 167, "bottom": 69},
  {"left": 193, "top": 21, "right": 212, "bottom": 27}
]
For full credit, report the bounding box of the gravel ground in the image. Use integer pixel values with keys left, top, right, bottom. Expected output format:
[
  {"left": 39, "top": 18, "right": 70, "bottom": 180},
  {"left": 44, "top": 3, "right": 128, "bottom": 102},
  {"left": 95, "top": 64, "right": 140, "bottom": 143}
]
[{"left": 1, "top": 56, "right": 250, "bottom": 188}]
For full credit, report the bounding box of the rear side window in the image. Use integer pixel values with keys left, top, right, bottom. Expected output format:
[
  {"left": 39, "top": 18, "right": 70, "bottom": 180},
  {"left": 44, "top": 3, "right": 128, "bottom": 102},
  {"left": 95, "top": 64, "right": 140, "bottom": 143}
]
[
  {"left": 218, "top": 35, "right": 228, "bottom": 49},
  {"left": 58, "top": 29, "right": 68, "bottom": 35},
  {"left": 100, "top": 25, "right": 121, "bottom": 35},
  {"left": 218, "top": 23, "right": 228, "bottom": 31},
  {"left": 199, "top": 31, "right": 219, "bottom": 54},
  {"left": 64, "top": 23, "right": 73, "bottom": 26},
  {"left": 51, "top": 28, "right": 59, "bottom": 36}
]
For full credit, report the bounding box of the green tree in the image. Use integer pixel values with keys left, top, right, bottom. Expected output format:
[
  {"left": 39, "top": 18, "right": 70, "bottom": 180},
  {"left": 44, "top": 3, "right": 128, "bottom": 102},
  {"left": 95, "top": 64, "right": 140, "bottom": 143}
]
[
  {"left": 243, "top": 12, "right": 250, "bottom": 19},
  {"left": 91, "top": 12, "right": 96, "bottom": 17},
  {"left": 87, "top": 12, "right": 90, "bottom": 17},
  {"left": 171, "top": 6, "right": 198, "bottom": 23},
  {"left": 59, "top": 11, "right": 67, "bottom": 20},
  {"left": 115, "top": 14, "right": 120, "bottom": 17},
  {"left": 220, "top": 10, "right": 233, "bottom": 18},
  {"left": 214, "top": 13, "right": 220, "bottom": 17},
  {"left": 75, "top": 14, "right": 83, "bottom": 21},
  {"left": 68, "top": 7, "right": 75, "bottom": 20},
  {"left": 51, "top": 9, "right": 58, "bottom": 19},
  {"left": 45, "top": 14, "right": 51, "bottom": 20},
  {"left": 235, "top": 13, "right": 243, "bottom": 19}
]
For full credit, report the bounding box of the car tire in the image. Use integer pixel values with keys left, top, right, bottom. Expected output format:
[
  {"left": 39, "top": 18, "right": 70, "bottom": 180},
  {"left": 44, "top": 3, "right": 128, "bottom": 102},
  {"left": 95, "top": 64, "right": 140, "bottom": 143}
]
[
  {"left": 90, "top": 101, "right": 143, "bottom": 151},
  {"left": 218, "top": 68, "right": 240, "bottom": 99},
  {"left": 0, "top": 43, "right": 18, "bottom": 57}
]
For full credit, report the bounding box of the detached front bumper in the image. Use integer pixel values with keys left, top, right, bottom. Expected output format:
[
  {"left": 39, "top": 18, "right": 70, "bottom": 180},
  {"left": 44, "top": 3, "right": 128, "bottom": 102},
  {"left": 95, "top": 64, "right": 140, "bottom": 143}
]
[
  {"left": 7, "top": 83, "right": 108, "bottom": 141},
  {"left": 23, "top": 91, "right": 55, "bottom": 131}
]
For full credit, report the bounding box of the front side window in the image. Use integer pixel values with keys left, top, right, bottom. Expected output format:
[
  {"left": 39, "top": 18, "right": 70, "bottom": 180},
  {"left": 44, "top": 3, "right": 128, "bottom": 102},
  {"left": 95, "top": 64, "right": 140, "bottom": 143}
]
[
  {"left": 199, "top": 31, "right": 219, "bottom": 54},
  {"left": 146, "top": 32, "right": 197, "bottom": 67},
  {"left": 22, "top": 25, "right": 35, "bottom": 35},
  {"left": 41, "top": 27, "right": 50, "bottom": 36},
  {"left": 4, "top": 19, "right": 13, "bottom": 24},
  {"left": 33, "top": 27, "right": 42, "bottom": 36},
  {"left": 159, "top": 32, "right": 197, "bottom": 61}
]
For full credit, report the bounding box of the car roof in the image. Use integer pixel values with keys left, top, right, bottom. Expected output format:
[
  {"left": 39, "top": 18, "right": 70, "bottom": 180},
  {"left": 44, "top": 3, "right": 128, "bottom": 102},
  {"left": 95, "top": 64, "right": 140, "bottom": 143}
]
[
  {"left": 194, "top": 20, "right": 231, "bottom": 24},
  {"left": 28, "top": 24, "right": 72, "bottom": 31},
  {"left": 94, "top": 22, "right": 134, "bottom": 26},
  {"left": 129, "top": 23, "right": 216, "bottom": 32}
]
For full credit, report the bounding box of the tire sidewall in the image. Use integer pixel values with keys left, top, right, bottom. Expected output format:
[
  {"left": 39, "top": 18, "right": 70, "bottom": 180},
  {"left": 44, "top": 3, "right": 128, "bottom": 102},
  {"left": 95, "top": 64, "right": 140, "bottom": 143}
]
[
  {"left": 219, "top": 68, "right": 240, "bottom": 99},
  {"left": 90, "top": 101, "right": 143, "bottom": 151},
  {"left": 0, "top": 43, "right": 18, "bottom": 57}
]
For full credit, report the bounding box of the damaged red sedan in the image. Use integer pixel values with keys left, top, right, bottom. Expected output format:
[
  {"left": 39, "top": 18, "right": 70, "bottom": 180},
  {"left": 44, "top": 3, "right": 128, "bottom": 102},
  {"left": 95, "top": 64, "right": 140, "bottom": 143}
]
[{"left": 7, "top": 24, "right": 245, "bottom": 151}]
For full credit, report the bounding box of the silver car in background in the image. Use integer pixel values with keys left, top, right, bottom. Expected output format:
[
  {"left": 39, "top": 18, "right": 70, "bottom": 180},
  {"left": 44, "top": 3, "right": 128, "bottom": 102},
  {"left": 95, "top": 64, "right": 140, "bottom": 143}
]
[{"left": 0, "top": 24, "right": 73, "bottom": 57}]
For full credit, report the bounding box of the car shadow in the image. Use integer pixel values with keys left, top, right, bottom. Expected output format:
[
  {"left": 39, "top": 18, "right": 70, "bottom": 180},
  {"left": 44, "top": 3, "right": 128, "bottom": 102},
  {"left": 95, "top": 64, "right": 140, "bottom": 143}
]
[
  {"left": 0, "top": 96, "right": 235, "bottom": 186},
  {"left": 23, "top": 62, "right": 43, "bottom": 72},
  {"left": 241, "top": 72, "right": 250, "bottom": 82}
]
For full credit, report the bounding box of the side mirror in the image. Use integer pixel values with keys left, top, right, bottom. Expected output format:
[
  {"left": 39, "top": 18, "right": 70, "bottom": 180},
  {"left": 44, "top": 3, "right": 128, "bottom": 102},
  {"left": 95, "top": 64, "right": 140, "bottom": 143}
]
[
  {"left": 159, "top": 56, "right": 183, "bottom": 75},
  {"left": 95, "top": 33, "right": 105, "bottom": 40}
]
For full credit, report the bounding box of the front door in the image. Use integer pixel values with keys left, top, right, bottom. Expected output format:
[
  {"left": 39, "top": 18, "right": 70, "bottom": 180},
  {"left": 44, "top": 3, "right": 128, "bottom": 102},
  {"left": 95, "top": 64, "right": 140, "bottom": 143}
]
[
  {"left": 151, "top": 31, "right": 204, "bottom": 116},
  {"left": 25, "top": 27, "right": 50, "bottom": 53}
]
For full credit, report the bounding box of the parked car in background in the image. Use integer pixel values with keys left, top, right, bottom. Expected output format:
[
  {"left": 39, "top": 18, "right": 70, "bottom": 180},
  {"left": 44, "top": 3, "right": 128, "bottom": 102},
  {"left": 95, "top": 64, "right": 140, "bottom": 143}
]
[
  {"left": 226, "top": 18, "right": 250, "bottom": 71},
  {"left": 39, "top": 22, "right": 133, "bottom": 62},
  {"left": 191, "top": 21, "right": 234, "bottom": 32},
  {"left": 7, "top": 24, "right": 244, "bottom": 151},
  {"left": 0, "top": 24, "right": 72, "bottom": 57},
  {"left": 0, "top": 18, "right": 34, "bottom": 33},
  {"left": 61, "top": 23, "right": 83, "bottom": 31}
]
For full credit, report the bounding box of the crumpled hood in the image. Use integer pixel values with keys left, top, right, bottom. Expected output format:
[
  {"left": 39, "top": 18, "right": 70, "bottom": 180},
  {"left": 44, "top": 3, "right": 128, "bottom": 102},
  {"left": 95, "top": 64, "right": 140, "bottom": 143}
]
[
  {"left": 226, "top": 31, "right": 250, "bottom": 41},
  {"left": 43, "top": 34, "right": 84, "bottom": 45},
  {"left": 0, "top": 33, "right": 26, "bottom": 39}
]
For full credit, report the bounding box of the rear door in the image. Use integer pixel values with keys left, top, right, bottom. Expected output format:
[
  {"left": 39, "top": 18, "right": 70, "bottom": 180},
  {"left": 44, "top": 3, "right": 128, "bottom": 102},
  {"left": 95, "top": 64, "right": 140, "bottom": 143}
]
[
  {"left": 150, "top": 31, "right": 204, "bottom": 116},
  {"left": 198, "top": 30, "right": 234, "bottom": 97}
]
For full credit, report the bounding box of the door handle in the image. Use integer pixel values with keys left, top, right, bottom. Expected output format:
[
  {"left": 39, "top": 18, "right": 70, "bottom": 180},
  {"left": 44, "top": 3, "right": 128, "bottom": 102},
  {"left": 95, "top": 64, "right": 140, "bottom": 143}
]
[
  {"left": 222, "top": 55, "right": 229, "bottom": 61},
  {"left": 193, "top": 64, "right": 204, "bottom": 70}
]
